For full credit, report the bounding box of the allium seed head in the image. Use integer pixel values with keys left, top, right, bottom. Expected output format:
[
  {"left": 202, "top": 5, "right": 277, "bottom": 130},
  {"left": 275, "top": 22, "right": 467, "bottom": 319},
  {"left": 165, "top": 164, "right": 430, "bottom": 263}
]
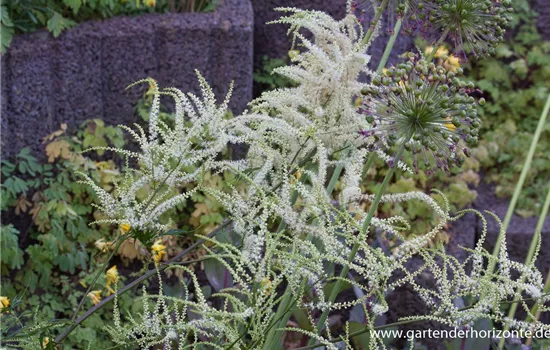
[
  {"left": 422, "top": 0, "right": 513, "bottom": 58},
  {"left": 360, "top": 53, "right": 482, "bottom": 173},
  {"left": 348, "top": 0, "right": 418, "bottom": 30}
]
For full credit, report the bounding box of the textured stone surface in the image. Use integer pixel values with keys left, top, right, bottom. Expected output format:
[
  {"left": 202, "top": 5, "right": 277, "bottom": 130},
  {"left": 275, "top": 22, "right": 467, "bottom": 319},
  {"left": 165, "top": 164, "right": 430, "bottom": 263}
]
[
  {"left": 1, "top": 0, "right": 253, "bottom": 159},
  {"left": 533, "top": 0, "right": 550, "bottom": 39},
  {"left": 1, "top": 55, "right": 9, "bottom": 157},
  {"left": 474, "top": 181, "right": 550, "bottom": 271}
]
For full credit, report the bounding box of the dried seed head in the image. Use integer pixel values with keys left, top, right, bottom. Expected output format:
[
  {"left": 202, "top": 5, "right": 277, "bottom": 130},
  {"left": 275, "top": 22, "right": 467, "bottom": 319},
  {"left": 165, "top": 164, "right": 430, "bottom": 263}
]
[
  {"left": 359, "top": 53, "right": 482, "bottom": 173},
  {"left": 422, "top": 0, "right": 513, "bottom": 58}
]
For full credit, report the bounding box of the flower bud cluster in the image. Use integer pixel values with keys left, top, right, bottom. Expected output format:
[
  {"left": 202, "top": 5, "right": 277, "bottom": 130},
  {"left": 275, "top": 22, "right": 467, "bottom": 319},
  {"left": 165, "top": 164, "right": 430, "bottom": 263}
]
[
  {"left": 423, "top": 0, "right": 513, "bottom": 57},
  {"left": 360, "top": 53, "right": 482, "bottom": 173},
  {"left": 348, "top": 0, "right": 512, "bottom": 58}
]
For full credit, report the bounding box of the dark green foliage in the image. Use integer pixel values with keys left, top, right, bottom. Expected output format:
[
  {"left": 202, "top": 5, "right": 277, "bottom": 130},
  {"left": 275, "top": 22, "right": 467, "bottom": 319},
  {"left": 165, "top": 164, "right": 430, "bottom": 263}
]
[
  {"left": 253, "top": 55, "right": 295, "bottom": 95},
  {"left": 466, "top": 0, "right": 550, "bottom": 217},
  {"left": 0, "top": 121, "right": 129, "bottom": 347},
  {"left": 1, "top": 111, "right": 236, "bottom": 347}
]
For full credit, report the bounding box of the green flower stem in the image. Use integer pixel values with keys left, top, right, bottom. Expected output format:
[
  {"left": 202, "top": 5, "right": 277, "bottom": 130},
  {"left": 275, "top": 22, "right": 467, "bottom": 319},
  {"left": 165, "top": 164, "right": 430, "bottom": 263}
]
[
  {"left": 499, "top": 185, "right": 550, "bottom": 349},
  {"left": 425, "top": 28, "right": 450, "bottom": 62},
  {"left": 376, "top": 17, "right": 403, "bottom": 74},
  {"left": 361, "top": 153, "right": 376, "bottom": 180},
  {"left": 326, "top": 163, "right": 346, "bottom": 195},
  {"left": 361, "top": 0, "right": 390, "bottom": 47},
  {"left": 308, "top": 144, "right": 405, "bottom": 346},
  {"left": 487, "top": 94, "right": 550, "bottom": 275}
]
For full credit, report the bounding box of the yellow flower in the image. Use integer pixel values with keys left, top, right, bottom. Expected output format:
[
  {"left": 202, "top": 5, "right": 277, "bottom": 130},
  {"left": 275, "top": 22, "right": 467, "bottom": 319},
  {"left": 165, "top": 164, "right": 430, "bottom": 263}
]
[
  {"left": 151, "top": 240, "right": 166, "bottom": 263},
  {"left": 105, "top": 265, "right": 119, "bottom": 295},
  {"left": 288, "top": 50, "right": 300, "bottom": 60},
  {"left": 425, "top": 46, "right": 449, "bottom": 58},
  {"left": 88, "top": 290, "right": 103, "bottom": 305},
  {"left": 290, "top": 168, "right": 303, "bottom": 185},
  {"left": 1, "top": 296, "right": 9, "bottom": 312},
  {"left": 444, "top": 117, "right": 457, "bottom": 132},
  {"left": 145, "top": 0, "right": 156, "bottom": 7},
  {"left": 260, "top": 278, "right": 273, "bottom": 295},
  {"left": 119, "top": 223, "right": 131, "bottom": 233},
  {"left": 94, "top": 161, "right": 111, "bottom": 170},
  {"left": 444, "top": 54, "right": 460, "bottom": 73},
  {"left": 95, "top": 238, "right": 114, "bottom": 252},
  {"left": 43, "top": 337, "right": 49, "bottom": 348},
  {"left": 106, "top": 265, "right": 119, "bottom": 285}
]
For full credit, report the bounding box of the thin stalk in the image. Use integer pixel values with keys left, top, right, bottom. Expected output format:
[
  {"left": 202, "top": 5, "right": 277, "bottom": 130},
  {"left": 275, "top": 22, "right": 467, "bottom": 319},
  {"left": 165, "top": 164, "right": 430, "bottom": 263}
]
[
  {"left": 308, "top": 144, "right": 406, "bottom": 345},
  {"left": 487, "top": 94, "right": 550, "bottom": 275},
  {"left": 361, "top": 153, "right": 376, "bottom": 180},
  {"left": 425, "top": 28, "right": 450, "bottom": 62},
  {"left": 361, "top": 0, "right": 390, "bottom": 47},
  {"left": 54, "top": 222, "right": 229, "bottom": 344},
  {"left": 499, "top": 185, "right": 550, "bottom": 349},
  {"left": 326, "top": 164, "right": 345, "bottom": 195},
  {"left": 526, "top": 271, "right": 550, "bottom": 346},
  {"left": 71, "top": 236, "right": 126, "bottom": 321},
  {"left": 375, "top": 17, "right": 403, "bottom": 74}
]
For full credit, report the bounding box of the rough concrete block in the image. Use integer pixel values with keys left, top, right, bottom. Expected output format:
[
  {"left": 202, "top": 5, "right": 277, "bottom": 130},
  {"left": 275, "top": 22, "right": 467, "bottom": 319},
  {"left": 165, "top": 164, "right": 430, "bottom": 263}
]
[
  {"left": 475, "top": 182, "right": 550, "bottom": 273},
  {"left": 211, "top": 1, "right": 254, "bottom": 116},
  {"left": 1, "top": 0, "right": 253, "bottom": 160},
  {"left": 532, "top": 0, "right": 550, "bottom": 39},
  {"left": 251, "top": 0, "right": 346, "bottom": 70},
  {"left": 1, "top": 55, "right": 9, "bottom": 157},
  {"left": 100, "top": 16, "right": 159, "bottom": 127},
  {"left": 5, "top": 32, "right": 57, "bottom": 157},
  {"left": 55, "top": 23, "right": 104, "bottom": 129},
  {"left": 156, "top": 16, "right": 212, "bottom": 94}
]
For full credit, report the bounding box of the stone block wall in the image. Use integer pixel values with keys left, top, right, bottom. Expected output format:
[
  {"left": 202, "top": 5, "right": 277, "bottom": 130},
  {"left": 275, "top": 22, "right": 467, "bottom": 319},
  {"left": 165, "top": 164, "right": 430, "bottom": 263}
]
[{"left": 0, "top": 0, "right": 253, "bottom": 159}]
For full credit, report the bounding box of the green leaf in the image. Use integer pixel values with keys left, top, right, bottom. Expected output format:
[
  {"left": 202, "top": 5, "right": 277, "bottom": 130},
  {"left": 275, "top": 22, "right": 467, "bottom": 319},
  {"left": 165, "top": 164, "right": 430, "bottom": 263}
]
[
  {"left": 63, "top": 0, "right": 82, "bottom": 14},
  {"left": 349, "top": 322, "right": 371, "bottom": 350},
  {"left": 157, "top": 228, "right": 188, "bottom": 238},
  {"left": 0, "top": 225, "right": 25, "bottom": 269},
  {"left": 203, "top": 258, "right": 233, "bottom": 292},
  {"left": 46, "top": 12, "right": 76, "bottom": 37},
  {"left": 0, "top": 6, "right": 13, "bottom": 27},
  {"left": 1, "top": 23, "right": 14, "bottom": 54}
]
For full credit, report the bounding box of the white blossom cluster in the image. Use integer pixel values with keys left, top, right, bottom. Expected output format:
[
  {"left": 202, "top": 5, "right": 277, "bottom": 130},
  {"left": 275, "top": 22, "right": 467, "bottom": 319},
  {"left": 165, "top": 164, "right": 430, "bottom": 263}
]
[
  {"left": 80, "top": 74, "right": 247, "bottom": 233},
  {"left": 79, "top": 6, "right": 549, "bottom": 349}
]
